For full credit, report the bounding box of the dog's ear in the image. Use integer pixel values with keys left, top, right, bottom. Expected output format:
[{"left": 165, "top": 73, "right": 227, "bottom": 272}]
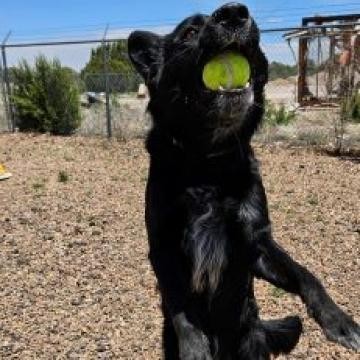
[{"left": 128, "top": 31, "right": 162, "bottom": 82}]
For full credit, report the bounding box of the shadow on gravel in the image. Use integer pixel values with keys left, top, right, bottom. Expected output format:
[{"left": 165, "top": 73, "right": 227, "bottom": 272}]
[{"left": 314, "top": 147, "right": 360, "bottom": 164}]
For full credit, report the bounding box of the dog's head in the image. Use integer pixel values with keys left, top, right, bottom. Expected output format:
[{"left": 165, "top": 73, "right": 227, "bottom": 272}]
[{"left": 128, "top": 2, "right": 268, "bottom": 150}]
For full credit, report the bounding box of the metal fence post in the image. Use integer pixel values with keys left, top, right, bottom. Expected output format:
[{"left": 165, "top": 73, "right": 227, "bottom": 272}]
[
  {"left": 1, "top": 31, "right": 14, "bottom": 132},
  {"left": 0, "top": 49, "right": 10, "bottom": 131},
  {"left": 103, "top": 25, "right": 112, "bottom": 138}
]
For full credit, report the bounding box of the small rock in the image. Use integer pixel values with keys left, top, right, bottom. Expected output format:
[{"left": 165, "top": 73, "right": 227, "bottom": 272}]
[
  {"left": 74, "top": 225, "right": 83, "bottom": 235},
  {"left": 92, "top": 228, "right": 102, "bottom": 236},
  {"left": 96, "top": 337, "right": 111, "bottom": 353},
  {"left": 70, "top": 295, "right": 85, "bottom": 306},
  {"left": 43, "top": 232, "right": 55, "bottom": 241}
]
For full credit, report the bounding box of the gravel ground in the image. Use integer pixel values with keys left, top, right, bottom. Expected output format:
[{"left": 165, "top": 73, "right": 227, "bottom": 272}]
[{"left": 0, "top": 134, "right": 359, "bottom": 359}]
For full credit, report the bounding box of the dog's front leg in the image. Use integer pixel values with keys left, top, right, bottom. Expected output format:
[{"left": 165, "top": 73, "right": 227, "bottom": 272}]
[
  {"left": 146, "top": 176, "right": 213, "bottom": 359},
  {"left": 173, "top": 312, "right": 212, "bottom": 360},
  {"left": 253, "top": 234, "right": 360, "bottom": 351},
  {"left": 149, "top": 246, "right": 212, "bottom": 360}
]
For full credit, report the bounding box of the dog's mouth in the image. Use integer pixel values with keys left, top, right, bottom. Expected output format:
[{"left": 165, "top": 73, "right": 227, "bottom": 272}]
[
  {"left": 202, "top": 48, "right": 252, "bottom": 91},
  {"left": 198, "top": 46, "right": 253, "bottom": 96},
  {"left": 204, "top": 80, "right": 252, "bottom": 95},
  {"left": 193, "top": 46, "right": 254, "bottom": 127}
]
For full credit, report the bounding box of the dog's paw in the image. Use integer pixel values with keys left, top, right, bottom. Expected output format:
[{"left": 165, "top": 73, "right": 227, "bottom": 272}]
[
  {"left": 178, "top": 327, "right": 212, "bottom": 360},
  {"left": 322, "top": 312, "right": 360, "bottom": 351}
]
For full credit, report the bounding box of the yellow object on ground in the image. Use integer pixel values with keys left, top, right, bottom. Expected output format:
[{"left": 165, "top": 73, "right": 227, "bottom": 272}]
[{"left": 0, "top": 164, "right": 12, "bottom": 180}]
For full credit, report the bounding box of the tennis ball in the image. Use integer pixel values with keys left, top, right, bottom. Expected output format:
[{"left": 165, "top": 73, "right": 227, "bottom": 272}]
[{"left": 202, "top": 51, "right": 250, "bottom": 91}]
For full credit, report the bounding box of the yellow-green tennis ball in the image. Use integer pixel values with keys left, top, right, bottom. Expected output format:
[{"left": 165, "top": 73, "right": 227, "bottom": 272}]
[{"left": 202, "top": 51, "right": 250, "bottom": 91}]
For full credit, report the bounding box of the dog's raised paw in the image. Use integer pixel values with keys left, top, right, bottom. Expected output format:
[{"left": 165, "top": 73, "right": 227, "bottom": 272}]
[
  {"left": 178, "top": 328, "right": 212, "bottom": 360},
  {"left": 323, "top": 313, "right": 360, "bottom": 351}
]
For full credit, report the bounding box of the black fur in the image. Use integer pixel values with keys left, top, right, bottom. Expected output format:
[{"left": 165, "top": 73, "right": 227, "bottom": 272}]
[{"left": 128, "top": 3, "right": 360, "bottom": 359}]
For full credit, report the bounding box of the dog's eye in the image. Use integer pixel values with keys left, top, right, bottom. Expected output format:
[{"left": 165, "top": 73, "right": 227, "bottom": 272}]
[{"left": 183, "top": 27, "right": 198, "bottom": 41}]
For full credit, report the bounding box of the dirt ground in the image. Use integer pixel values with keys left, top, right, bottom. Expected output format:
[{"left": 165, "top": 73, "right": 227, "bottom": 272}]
[{"left": 0, "top": 134, "right": 359, "bottom": 359}]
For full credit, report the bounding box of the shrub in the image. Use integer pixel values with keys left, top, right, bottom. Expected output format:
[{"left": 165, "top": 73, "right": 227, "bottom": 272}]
[
  {"left": 296, "top": 128, "right": 329, "bottom": 146},
  {"left": 349, "top": 92, "right": 360, "bottom": 123},
  {"left": 269, "top": 61, "right": 297, "bottom": 81},
  {"left": 263, "top": 100, "right": 296, "bottom": 127},
  {"left": 12, "top": 56, "right": 81, "bottom": 135}
]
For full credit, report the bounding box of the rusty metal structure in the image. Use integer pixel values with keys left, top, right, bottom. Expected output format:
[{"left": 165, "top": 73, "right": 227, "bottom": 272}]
[{"left": 285, "top": 14, "right": 360, "bottom": 107}]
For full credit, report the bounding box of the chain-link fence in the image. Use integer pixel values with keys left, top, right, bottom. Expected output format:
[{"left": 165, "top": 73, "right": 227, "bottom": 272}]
[
  {"left": 0, "top": 38, "right": 148, "bottom": 138},
  {"left": 1, "top": 24, "right": 359, "bottom": 150}
]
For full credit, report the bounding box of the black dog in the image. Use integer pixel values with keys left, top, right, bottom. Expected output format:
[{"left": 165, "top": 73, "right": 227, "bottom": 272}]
[{"left": 128, "top": 3, "right": 360, "bottom": 359}]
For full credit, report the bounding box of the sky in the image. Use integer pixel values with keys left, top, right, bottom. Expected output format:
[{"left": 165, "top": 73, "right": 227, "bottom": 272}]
[{"left": 1, "top": 0, "right": 359, "bottom": 69}]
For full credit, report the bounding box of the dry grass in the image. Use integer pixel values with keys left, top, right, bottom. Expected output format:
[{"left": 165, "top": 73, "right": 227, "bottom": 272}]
[
  {"left": 78, "top": 96, "right": 150, "bottom": 139},
  {"left": 76, "top": 94, "right": 360, "bottom": 152},
  {"left": 2, "top": 89, "right": 359, "bottom": 151},
  {"left": 256, "top": 108, "right": 360, "bottom": 151},
  {"left": 0, "top": 134, "right": 359, "bottom": 359}
]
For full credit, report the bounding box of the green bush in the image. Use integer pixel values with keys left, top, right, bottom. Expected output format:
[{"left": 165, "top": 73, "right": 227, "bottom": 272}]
[
  {"left": 339, "top": 91, "right": 360, "bottom": 124},
  {"left": 269, "top": 61, "right": 297, "bottom": 81},
  {"left": 263, "top": 100, "right": 296, "bottom": 127},
  {"left": 268, "top": 60, "right": 319, "bottom": 81},
  {"left": 12, "top": 56, "right": 81, "bottom": 135},
  {"left": 350, "top": 92, "right": 360, "bottom": 123}
]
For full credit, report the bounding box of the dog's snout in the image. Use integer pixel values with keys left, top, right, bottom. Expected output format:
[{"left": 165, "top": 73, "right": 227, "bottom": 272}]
[{"left": 212, "top": 2, "right": 249, "bottom": 26}]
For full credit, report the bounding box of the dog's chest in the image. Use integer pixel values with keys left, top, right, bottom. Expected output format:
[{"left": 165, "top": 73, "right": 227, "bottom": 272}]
[{"left": 182, "top": 187, "right": 247, "bottom": 295}]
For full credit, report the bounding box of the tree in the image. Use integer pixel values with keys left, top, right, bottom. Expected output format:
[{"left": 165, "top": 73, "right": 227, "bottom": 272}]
[
  {"left": 12, "top": 56, "right": 81, "bottom": 135},
  {"left": 268, "top": 61, "right": 297, "bottom": 81},
  {"left": 81, "top": 40, "right": 141, "bottom": 92}
]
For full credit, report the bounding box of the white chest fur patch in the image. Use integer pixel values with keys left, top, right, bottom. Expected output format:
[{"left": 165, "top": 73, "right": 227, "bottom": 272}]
[{"left": 183, "top": 188, "right": 228, "bottom": 295}]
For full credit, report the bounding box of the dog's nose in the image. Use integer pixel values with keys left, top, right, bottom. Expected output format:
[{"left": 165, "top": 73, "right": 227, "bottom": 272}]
[{"left": 212, "top": 2, "right": 249, "bottom": 26}]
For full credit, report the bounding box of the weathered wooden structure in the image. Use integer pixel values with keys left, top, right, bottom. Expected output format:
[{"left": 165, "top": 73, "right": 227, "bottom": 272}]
[{"left": 285, "top": 14, "right": 360, "bottom": 107}]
